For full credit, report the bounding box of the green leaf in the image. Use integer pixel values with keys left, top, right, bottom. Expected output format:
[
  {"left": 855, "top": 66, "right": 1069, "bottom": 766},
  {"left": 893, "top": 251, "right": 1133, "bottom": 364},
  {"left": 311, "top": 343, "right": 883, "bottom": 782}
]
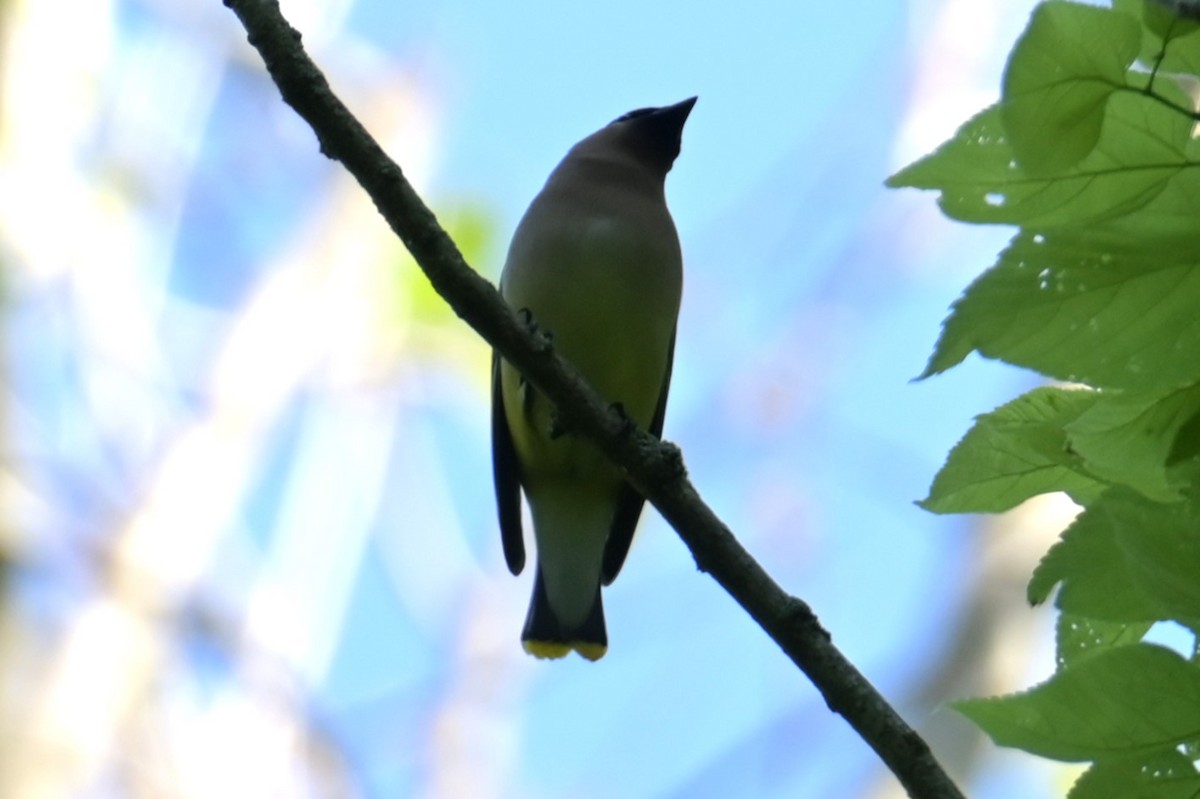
[
  {"left": 955, "top": 643, "right": 1200, "bottom": 761},
  {"left": 1028, "top": 488, "right": 1200, "bottom": 621},
  {"left": 1068, "top": 750, "right": 1200, "bottom": 799},
  {"left": 922, "top": 231, "right": 1200, "bottom": 390},
  {"left": 1056, "top": 614, "right": 1152, "bottom": 669},
  {"left": 1066, "top": 382, "right": 1200, "bottom": 502},
  {"left": 886, "top": 91, "right": 1190, "bottom": 228},
  {"left": 921, "top": 387, "right": 1105, "bottom": 513},
  {"left": 1001, "top": 2, "right": 1141, "bottom": 174},
  {"left": 1167, "top": 409, "right": 1200, "bottom": 464},
  {"left": 897, "top": 0, "right": 1200, "bottom": 773},
  {"left": 1114, "top": 0, "right": 1200, "bottom": 75},
  {"left": 1151, "top": 17, "right": 1200, "bottom": 75},
  {"left": 1141, "top": 0, "right": 1200, "bottom": 39}
]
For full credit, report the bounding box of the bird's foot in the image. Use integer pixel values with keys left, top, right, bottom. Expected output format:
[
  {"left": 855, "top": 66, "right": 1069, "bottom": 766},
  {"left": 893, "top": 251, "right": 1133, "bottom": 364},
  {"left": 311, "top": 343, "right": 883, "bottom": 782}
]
[
  {"left": 517, "top": 308, "right": 553, "bottom": 349},
  {"left": 610, "top": 402, "right": 636, "bottom": 434},
  {"left": 549, "top": 410, "right": 568, "bottom": 440}
]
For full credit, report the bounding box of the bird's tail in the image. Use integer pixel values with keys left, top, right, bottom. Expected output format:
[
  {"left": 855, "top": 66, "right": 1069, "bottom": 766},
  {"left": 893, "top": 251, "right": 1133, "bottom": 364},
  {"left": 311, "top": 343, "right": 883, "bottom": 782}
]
[{"left": 521, "top": 568, "right": 607, "bottom": 661}]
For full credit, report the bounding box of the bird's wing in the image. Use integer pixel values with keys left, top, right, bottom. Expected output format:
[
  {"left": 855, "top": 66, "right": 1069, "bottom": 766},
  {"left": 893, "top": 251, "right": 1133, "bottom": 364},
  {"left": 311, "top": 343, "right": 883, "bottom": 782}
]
[
  {"left": 492, "top": 352, "right": 526, "bottom": 575},
  {"left": 601, "top": 327, "right": 676, "bottom": 585}
]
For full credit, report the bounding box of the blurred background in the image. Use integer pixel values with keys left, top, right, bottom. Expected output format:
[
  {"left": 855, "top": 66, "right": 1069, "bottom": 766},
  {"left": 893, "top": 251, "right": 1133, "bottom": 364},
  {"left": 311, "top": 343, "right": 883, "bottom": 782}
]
[{"left": 0, "top": 0, "right": 1085, "bottom": 797}]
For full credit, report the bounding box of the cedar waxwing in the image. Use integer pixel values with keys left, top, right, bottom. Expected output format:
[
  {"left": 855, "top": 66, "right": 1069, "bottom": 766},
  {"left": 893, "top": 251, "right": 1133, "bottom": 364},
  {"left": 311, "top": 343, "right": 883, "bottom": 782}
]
[{"left": 492, "top": 97, "right": 695, "bottom": 661}]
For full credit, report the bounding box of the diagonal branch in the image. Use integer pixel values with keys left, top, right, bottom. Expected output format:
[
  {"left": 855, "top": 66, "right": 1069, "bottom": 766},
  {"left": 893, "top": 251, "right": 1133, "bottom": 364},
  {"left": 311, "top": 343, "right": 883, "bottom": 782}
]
[{"left": 219, "top": 1, "right": 966, "bottom": 796}]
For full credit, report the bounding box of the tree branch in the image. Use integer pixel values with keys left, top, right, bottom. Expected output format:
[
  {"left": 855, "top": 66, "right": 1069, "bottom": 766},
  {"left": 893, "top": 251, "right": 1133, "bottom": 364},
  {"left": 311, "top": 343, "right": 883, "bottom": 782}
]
[{"left": 219, "top": 2, "right": 967, "bottom": 796}]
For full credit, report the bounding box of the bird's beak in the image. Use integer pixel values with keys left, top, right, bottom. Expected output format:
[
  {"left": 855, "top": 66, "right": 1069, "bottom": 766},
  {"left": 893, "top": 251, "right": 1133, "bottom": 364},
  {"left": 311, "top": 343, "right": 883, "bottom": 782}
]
[{"left": 664, "top": 96, "right": 697, "bottom": 125}]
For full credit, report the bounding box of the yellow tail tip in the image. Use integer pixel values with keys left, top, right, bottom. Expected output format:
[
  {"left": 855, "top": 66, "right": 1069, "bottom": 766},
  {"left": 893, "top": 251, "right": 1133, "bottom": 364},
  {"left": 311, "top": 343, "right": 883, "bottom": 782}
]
[
  {"left": 522, "top": 640, "right": 607, "bottom": 661},
  {"left": 572, "top": 642, "right": 607, "bottom": 662},
  {"left": 523, "top": 640, "right": 571, "bottom": 660}
]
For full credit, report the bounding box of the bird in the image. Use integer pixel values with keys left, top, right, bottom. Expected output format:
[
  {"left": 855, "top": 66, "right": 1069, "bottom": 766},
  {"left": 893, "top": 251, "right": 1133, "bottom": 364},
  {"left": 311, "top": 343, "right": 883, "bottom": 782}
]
[{"left": 491, "top": 97, "right": 695, "bottom": 661}]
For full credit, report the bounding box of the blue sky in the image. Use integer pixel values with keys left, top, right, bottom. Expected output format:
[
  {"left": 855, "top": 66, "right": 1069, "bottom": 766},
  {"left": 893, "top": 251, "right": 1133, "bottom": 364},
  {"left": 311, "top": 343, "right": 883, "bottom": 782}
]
[{"left": 0, "top": 0, "right": 1075, "bottom": 797}]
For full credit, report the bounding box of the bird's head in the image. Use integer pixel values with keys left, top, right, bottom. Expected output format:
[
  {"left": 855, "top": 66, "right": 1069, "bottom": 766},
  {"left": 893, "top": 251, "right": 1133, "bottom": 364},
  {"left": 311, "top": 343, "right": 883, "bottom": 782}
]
[{"left": 573, "top": 96, "right": 697, "bottom": 178}]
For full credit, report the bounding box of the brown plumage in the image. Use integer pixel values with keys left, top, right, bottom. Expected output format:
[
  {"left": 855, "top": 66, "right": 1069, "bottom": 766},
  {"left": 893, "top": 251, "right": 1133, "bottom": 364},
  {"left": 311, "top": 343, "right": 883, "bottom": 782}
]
[{"left": 492, "top": 98, "right": 695, "bottom": 660}]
